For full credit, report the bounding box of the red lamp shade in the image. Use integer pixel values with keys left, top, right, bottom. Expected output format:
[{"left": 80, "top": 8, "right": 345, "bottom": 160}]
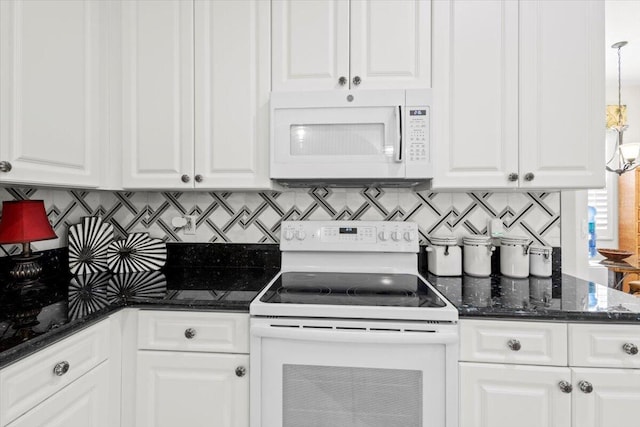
[{"left": 0, "top": 200, "right": 57, "bottom": 244}]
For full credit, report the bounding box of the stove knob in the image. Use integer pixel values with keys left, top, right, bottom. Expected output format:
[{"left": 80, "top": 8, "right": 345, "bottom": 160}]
[
  {"left": 404, "top": 231, "right": 416, "bottom": 242},
  {"left": 391, "top": 231, "right": 401, "bottom": 241},
  {"left": 378, "top": 231, "right": 390, "bottom": 241},
  {"left": 295, "top": 230, "right": 306, "bottom": 240},
  {"left": 283, "top": 230, "right": 294, "bottom": 241}
]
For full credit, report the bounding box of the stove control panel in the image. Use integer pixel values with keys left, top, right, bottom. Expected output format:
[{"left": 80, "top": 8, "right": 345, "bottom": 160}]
[{"left": 280, "top": 221, "right": 419, "bottom": 252}]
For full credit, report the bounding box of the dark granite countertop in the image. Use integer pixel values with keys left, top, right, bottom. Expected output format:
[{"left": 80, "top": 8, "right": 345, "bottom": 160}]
[
  {"left": 3, "top": 242, "right": 640, "bottom": 369},
  {"left": 427, "top": 273, "right": 640, "bottom": 322},
  {"left": 0, "top": 244, "right": 280, "bottom": 369}
]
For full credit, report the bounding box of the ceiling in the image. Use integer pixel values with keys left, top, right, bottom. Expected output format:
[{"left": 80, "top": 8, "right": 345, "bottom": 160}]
[{"left": 606, "top": 1, "right": 640, "bottom": 84}]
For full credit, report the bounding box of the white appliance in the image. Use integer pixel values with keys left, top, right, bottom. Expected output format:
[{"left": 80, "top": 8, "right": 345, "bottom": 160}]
[
  {"left": 270, "top": 89, "right": 432, "bottom": 187},
  {"left": 250, "top": 220, "right": 459, "bottom": 427}
]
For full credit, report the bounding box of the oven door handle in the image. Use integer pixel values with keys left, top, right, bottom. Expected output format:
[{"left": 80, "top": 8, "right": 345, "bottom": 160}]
[{"left": 251, "top": 325, "right": 458, "bottom": 345}]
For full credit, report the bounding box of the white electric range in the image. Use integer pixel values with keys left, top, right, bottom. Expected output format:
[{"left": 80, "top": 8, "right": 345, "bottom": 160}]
[{"left": 250, "top": 220, "right": 459, "bottom": 427}]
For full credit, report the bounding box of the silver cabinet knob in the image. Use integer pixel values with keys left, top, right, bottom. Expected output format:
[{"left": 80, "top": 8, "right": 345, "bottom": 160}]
[
  {"left": 352, "top": 76, "right": 361, "bottom": 86},
  {"left": 0, "top": 161, "right": 12, "bottom": 172},
  {"left": 524, "top": 172, "right": 535, "bottom": 181},
  {"left": 578, "top": 380, "right": 593, "bottom": 394},
  {"left": 623, "top": 342, "right": 638, "bottom": 355},
  {"left": 507, "top": 339, "right": 521, "bottom": 351},
  {"left": 184, "top": 328, "right": 196, "bottom": 339},
  {"left": 338, "top": 76, "right": 347, "bottom": 86},
  {"left": 195, "top": 174, "right": 203, "bottom": 183},
  {"left": 558, "top": 381, "right": 573, "bottom": 393},
  {"left": 181, "top": 174, "right": 190, "bottom": 183},
  {"left": 508, "top": 173, "right": 519, "bottom": 182},
  {"left": 235, "top": 366, "right": 246, "bottom": 377},
  {"left": 53, "top": 361, "right": 70, "bottom": 376}
]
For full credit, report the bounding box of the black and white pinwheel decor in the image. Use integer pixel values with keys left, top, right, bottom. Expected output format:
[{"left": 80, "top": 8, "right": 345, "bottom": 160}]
[
  {"left": 68, "top": 272, "right": 110, "bottom": 320},
  {"left": 68, "top": 216, "right": 114, "bottom": 275},
  {"left": 107, "top": 233, "right": 167, "bottom": 274},
  {"left": 107, "top": 270, "right": 167, "bottom": 303}
]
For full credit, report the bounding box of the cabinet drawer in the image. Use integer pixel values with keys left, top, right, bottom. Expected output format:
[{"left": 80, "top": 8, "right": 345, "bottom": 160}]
[
  {"left": 460, "top": 319, "right": 567, "bottom": 366},
  {"left": 137, "top": 310, "right": 249, "bottom": 353},
  {"left": 0, "top": 320, "right": 109, "bottom": 427},
  {"left": 569, "top": 324, "right": 640, "bottom": 368}
]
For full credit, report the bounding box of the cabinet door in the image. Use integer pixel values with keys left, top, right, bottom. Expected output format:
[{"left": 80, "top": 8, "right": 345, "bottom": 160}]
[
  {"left": 120, "top": 0, "right": 194, "bottom": 189},
  {"left": 350, "top": 0, "right": 431, "bottom": 90},
  {"left": 519, "top": 0, "right": 605, "bottom": 188},
  {"left": 271, "top": 0, "right": 349, "bottom": 91},
  {"left": 0, "top": 0, "right": 105, "bottom": 188},
  {"left": 572, "top": 368, "right": 640, "bottom": 427},
  {"left": 431, "top": 0, "right": 519, "bottom": 189},
  {"left": 194, "top": 0, "right": 271, "bottom": 189},
  {"left": 6, "top": 362, "right": 109, "bottom": 427},
  {"left": 136, "top": 351, "right": 249, "bottom": 427},
  {"left": 460, "top": 362, "right": 571, "bottom": 427}
]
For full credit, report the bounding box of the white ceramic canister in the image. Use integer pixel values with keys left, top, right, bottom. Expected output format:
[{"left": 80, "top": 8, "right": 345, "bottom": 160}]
[
  {"left": 500, "top": 235, "right": 531, "bottom": 278},
  {"left": 529, "top": 245, "right": 553, "bottom": 277},
  {"left": 426, "top": 235, "right": 462, "bottom": 276},
  {"left": 462, "top": 235, "right": 495, "bottom": 277}
]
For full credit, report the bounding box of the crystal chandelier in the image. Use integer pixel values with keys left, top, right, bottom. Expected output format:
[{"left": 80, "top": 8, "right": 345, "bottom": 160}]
[{"left": 606, "top": 41, "right": 640, "bottom": 175}]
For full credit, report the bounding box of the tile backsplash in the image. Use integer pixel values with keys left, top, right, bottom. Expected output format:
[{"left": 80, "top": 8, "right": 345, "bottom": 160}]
[{"left": 0, "top": 187, "right": 560, "bottom": 255}]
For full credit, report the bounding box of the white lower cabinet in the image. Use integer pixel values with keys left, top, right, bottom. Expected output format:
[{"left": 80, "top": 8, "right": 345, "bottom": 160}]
[
  {"left": 0, "top": 319, "right": 117, "bottom": 427},
  {"left": 460, "top": 320, "right": 640, "bottom": 427},
  {"left": 572, "top": 368, "right": 640, "bottom": 427},
  {"left": 133, "top": 310, "right": 250, "bottom": 427},
  {"left": 7, "top": 362, "right": 110, "bottom": 427},
  {"left": 135, "top": 351, "right": 249, "bottom": 427},
  {"left": 460, "top": 362, "right": 571, "bottom": 427}
]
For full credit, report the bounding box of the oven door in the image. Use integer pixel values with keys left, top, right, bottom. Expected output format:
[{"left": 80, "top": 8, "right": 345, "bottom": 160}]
[
  {"left": 270, "top": 90, "right": 406, "bottom": 180},
  {"left": 250, "top": 318, "right": 458, "bottom": 427}
]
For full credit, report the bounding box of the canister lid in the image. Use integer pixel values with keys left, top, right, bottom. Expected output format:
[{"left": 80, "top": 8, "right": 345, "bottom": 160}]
[
  {"left": 500, "top": 235, "right": 530, "bottom": 245},
  {"left": 462, "top": 235, "right": 491, "bottom": 245},
  {"left": 429, "top": 235, "right": 458, "bottom": 246},
  {"left": 529, "top": 245, "right": 552, "bottom": 255}
]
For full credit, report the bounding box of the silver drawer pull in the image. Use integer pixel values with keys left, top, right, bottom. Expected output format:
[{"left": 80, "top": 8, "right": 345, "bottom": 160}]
[
  {"left": 623, "top": 342, "right": 638, "bottom": 355},
  {"left": 558, "top": 381, "right": 572, "bottom": 393},
  {"left": 53, "top": 361, "right": 70, "bottom": 376},
  {"left": 184, "top": 328, "right": 196, "bottom": 339},
  {"left": 235, "top": 366, "right": 246, "bottom": 377},
  {"left": 578, "top": 380, "right": 593, "bottom": 394},
  {"left": 507, "top": 339, "right": 521, "bottom": 351}
]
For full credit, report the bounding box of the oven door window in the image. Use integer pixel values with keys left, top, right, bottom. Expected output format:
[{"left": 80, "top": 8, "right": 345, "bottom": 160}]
[
  {"left": 257, "top": 330, "right": 447, "bottom": 427},
  {"left": 283, "top": 364, "right": 422, "bottom": 427}
]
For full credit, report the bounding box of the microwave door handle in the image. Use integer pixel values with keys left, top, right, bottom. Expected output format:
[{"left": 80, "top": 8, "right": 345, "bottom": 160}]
[{"left": 394, "top": 106, "right": 402, "bottom": 162}]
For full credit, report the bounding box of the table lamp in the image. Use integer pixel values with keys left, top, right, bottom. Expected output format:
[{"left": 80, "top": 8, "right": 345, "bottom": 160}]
[{"left": 0, "top": 200, "right": 57, "bottom": 285}]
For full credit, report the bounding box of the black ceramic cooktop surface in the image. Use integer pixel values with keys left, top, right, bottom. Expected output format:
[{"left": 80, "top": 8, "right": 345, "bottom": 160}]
[{"left": 260, "top": 272, "right": 447, "bottom": 308}]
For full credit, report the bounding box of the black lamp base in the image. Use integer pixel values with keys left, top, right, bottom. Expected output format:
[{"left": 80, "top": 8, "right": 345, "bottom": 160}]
[{"left": 9, "top": 253, "right": 44, "bottom": 286}]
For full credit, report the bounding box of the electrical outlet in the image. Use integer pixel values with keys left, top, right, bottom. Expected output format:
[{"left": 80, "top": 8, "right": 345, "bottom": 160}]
[{"left": 184, "top": 215, "right": 197, "bottom": 235}]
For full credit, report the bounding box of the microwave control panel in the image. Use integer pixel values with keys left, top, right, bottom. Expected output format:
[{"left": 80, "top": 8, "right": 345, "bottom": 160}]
[{"left": 406, "top": 107, "right": 429, "bottom": 164}]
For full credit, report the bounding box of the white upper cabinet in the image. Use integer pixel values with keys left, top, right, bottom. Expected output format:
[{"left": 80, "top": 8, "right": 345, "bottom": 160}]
[
  {"left": 119, "top": 0, "right": 271, "bottom": 190},
  {"left": 194, "top": 0, "right": 270, "bottom": 189},
  {"left": 120, "top": 0, "right": 194, "bottom": 189},
  {"left": 0, "top": 0, "right": 106, "bottom": 188},
  {"left": 272, "top": 0, "right": 431, "bottom": 91},
  {"left": 518, "top": 0, "right": 604, "bottom": 189},
  {"left": 272, "top": 0, "right": 349, "bottom": 91},
  {"left": 432, "top": 0, "right": 518, "bottom": 189},
  {"left": 432, "top": 0, "right": 605, "bottom": 190}
]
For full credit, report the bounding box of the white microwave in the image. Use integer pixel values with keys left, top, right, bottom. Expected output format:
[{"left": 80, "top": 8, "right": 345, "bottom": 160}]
[{"left": 270, "top": 89, "right": 432, "bottom": 187}]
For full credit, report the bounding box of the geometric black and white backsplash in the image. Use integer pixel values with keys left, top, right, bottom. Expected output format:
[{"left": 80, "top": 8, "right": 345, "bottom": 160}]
[{"left": 0, "top": 187, "right": 560, "bottom": 254}]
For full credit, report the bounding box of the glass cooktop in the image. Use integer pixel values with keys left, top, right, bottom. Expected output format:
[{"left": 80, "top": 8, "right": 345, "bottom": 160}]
[{"left": 260, "top": 272, "right": 447, "bottom": 308}]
